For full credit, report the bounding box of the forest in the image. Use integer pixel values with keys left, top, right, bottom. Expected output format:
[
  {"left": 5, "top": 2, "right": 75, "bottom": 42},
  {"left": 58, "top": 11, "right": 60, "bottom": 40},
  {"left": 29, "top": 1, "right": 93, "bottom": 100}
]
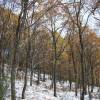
[{"left": 0, "top": 0, "right": 100, "bottom": 100}]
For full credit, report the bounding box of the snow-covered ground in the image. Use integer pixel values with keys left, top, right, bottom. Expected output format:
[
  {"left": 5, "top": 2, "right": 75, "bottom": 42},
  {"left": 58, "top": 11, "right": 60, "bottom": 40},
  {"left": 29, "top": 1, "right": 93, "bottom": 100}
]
[{"left": 4, "top": 73, "right": 100, "bottom": 100}]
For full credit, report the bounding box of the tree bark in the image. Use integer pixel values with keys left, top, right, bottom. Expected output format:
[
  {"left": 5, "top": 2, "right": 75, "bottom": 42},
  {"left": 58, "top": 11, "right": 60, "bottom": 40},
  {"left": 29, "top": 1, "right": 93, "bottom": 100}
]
[
  {"left": 79, "top": 29, "right": 85, "bottom": 100},
  {"left": 22, "top": 63, "right": 28, "bottom": 99},
  {"left": 53, "top": 33, "right": 57, "bottom": 97},
  {"left": 11, "top": 11, "right": 22, "bottom": 100}
]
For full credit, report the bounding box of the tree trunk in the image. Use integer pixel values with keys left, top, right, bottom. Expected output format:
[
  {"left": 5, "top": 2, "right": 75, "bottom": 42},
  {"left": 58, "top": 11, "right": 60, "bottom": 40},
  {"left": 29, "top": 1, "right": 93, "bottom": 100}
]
[
  {"left": 30, "top": 59, "right": 33, "bottom": 86},
  {"left": 53, "top": 35, "right": 57, "bottom": 97},
  {"left": 1, "top": 50, "right": 5, "bottom": 78},
  {"left": 30, "top": 66, "right": 33, "bottom": 86},
  {"left": 71, "top": 48, "right": 78, "bottom": 96},
  {"left": 68, "top": 69, "right": 72, "bottom": 90},
  {"left": 37, "top": 65, "right": 40, "bottom": 85},
  {"left": 43, "top": 70, "right": 46, "bottom": 82},
  {"left": 79, "top": 30, "right": 85, "bottom": 100},
  {"left": 22, "top": 64, "right": 27, "bottom": 99},
  {"left": 11, "top": 11, "right": 22, "bottom": 100}
]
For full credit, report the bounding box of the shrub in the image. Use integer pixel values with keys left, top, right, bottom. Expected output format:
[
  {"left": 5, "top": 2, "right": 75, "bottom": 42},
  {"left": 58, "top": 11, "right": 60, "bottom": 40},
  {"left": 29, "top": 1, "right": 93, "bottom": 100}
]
[{"left": 0, "top": 78, "right": 9, "bottom": 100}]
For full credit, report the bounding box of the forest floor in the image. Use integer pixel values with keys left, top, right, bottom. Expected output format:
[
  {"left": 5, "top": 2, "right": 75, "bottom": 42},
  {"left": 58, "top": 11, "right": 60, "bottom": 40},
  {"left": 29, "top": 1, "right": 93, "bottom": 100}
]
[{"left": 4, "top": 73, "right": 100, "bottom": 100}]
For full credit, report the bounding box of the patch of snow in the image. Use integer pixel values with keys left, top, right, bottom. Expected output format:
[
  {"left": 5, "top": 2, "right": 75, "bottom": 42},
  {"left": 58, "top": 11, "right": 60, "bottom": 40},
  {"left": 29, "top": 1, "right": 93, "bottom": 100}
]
[{"left": 4, "top": 73, "right": 100, "bottom": 100}]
